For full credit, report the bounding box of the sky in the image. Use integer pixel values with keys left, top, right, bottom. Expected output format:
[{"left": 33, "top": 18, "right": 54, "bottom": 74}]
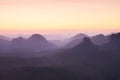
[{"left": 0, "top": 0, "right": 120, "bottom": 38}]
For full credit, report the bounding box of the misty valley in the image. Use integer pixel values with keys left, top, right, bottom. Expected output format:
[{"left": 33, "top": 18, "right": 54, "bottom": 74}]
[{"left": 0, "top": 32, "right": 120, "bottom": 80}]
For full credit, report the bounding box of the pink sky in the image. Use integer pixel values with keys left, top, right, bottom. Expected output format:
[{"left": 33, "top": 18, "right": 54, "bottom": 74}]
[{"left": 0, "top": 0, "right": 120, "bottom": 37}]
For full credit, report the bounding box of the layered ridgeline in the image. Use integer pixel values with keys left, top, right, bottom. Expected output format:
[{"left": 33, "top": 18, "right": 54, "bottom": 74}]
[
  {"left": 64, "top": 33, "right": 110, "bottom": 48},
  {"left": 0, "top": 33, "right": 117, "bottom": 52},
  {"left": 0, "top": 34, "right": 56, "bottom": 52},
  {"left": 0, "top": 32, "right": 120, "bottom": 80},
  {"left": 55, "top": 32, "right": 120, "bottom": 80},
  {"left": 64, "top": 33, "right": 89, "bottom": 48}
]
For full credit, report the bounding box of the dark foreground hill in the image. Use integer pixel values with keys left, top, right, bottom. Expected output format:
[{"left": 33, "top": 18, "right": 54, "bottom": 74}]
[{"left": 0, "top": 67, "right": 79, "bottom": 80}]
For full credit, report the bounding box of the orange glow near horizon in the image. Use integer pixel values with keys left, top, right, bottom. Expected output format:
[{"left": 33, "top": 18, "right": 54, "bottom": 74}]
[{"left": 0, "top": 0, "right": 120, "bottom": 35}]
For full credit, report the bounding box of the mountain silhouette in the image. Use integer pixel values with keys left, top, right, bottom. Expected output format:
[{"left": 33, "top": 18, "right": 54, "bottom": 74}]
[
  {"left": 110, "top": 32, "right": 120, "bottom": 43},
  {"left": 29, "top": 34, "right": 47, "bottom": 42},
  {"left": 71, "top": 33, "right": 89, "bottom": 40},
  {"left": 103, "top": 32, "right": 120, "bottom": 50},
  {"left": 72, "top": 37, "right": 98, "bottom": 53},
  {"left": 64, "top": 33, "right": 89, "bottom": 48},
  {"left": 0, "top": 33, "right": 120, "bottom": 80},
  {"left": 59, "top": 37, "right": 98, "bottom": 63},
  {"left": 57, "top": 33, "right": 120, "bottom": 80},
  {"left": 11, "top": 34, "right": 56, "bottom": 52},
  {"left": 0, "top": 35, "right": 10, "bottom": 40},
  {"left": 64, "top": 39, "right": 83, "bottom": 48},
  {"left": 27, "top": 34, "right": 56, "bottom": 51},
  {"left": 11, "top": 37, "right": 26, "bottom": 51},
  {"left": 91, "top": 34, "right": 109, "bottom": 45}
]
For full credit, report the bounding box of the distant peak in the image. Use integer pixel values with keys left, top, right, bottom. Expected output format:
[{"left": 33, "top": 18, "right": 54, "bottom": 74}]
[
  {"left": 72, "top": 33, "right": 88, "bottom": 40},
  {"left": 18, "top": 36, "right": 24, "bottom": 39},
  {"left": 93, "top": 34, "right": 105, "bottom": 38},
  {"left": 0, "top": 35, "right": 10, "bottom": 40},
  {"left": 29, "top": 34, "right": 47, "bottom": 41},
  {"left": 12, "top": 36, "right": 25, "bottom": 41},
  {"left": 75, "top": 33, "right": 88, "bottom": 37},
  {"left": 110, "top": 32, "right": 120, "bottom": 41}
]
